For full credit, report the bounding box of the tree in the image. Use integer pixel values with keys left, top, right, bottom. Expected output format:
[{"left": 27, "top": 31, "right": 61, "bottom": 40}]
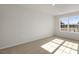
[{"left": 61, "top": 21, "right": 64, "bottom": 25}]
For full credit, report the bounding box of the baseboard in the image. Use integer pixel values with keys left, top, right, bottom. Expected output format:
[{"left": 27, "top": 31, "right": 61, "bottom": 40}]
[
  {"left": 54, "top": 35, "right": 79, "bottom": 41},
  {"left": 0, "top": 34, "right": 54, "bottom": 50}
]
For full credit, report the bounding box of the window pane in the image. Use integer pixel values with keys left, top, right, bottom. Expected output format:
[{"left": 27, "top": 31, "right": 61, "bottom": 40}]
[
  {"left": 69, "top": 16, "right": 79, "bottom": 24},
  {"left": 61, "top": 25, "right": 68, "bottom": 28},
  {"left": 60, "top": 17, "right": 68, "bottom": 31},
  {"left": 69, "top": 16, "right": 79, "bottom": 32},
  {"left": 60, "top": 17, "right": 68, "bottom": 25}
]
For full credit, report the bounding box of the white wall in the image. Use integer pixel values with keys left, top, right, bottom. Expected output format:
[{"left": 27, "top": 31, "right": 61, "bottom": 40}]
[
  {"left": 54, "top": 12, "right": 79, "bottom": 40},
  {"left": 0, "top": 5, "right": 54, "bottom": 49}
]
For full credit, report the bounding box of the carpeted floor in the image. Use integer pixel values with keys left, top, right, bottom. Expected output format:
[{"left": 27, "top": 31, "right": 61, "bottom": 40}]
[{"left": 0, "top": 36, "right": 79, "bottom": 54}]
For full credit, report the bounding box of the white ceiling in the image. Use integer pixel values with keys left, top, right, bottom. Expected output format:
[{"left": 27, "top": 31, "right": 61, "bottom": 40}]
[
  {"left": 16, "top": 4, "right": 79, "bottom": 15},
  {"left": 54, "top": 4, "right": 79, "bottom": 15},
  {"left": 1, "top": 4, "right": 79, "bottom": 16}
]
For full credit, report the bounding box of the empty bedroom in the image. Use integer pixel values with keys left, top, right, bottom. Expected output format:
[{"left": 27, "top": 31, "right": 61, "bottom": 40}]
[{"left": 0, "top": 4, "right": 79, "bottom": 54}]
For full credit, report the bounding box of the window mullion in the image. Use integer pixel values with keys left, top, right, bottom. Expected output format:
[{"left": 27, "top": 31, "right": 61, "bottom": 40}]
[{"left": 68, "top": 17, "right": 69, "bottom": 32}]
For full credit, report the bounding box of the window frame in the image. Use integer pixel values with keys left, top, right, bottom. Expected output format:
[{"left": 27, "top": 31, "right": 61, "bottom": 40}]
[{"left": 59, "top": 16, "right": 79, "bottom": 33}]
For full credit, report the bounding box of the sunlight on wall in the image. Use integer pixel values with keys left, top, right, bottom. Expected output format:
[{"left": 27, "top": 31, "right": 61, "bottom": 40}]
[{"left": 41, "top": 38, "right": 78, "bottom": 54}]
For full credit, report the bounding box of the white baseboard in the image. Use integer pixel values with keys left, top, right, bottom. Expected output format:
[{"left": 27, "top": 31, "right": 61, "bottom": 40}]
[{"left": 0, "top": 34, "right": 53, "bottom": 50}]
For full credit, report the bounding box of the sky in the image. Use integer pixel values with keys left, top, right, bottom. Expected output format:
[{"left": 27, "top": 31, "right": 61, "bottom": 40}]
[{"left": 60, "top": 16, "right": 79, "bottom": 24}]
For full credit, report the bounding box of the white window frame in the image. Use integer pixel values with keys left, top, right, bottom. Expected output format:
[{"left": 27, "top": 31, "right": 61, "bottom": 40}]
[{"left": 59, "top": 16, "right": 79, "bottom": 33}]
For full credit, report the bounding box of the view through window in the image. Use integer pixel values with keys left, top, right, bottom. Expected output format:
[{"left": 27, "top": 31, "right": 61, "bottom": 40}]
[{"left": 60, "top": 16, "right": 79, "bottom": 32}]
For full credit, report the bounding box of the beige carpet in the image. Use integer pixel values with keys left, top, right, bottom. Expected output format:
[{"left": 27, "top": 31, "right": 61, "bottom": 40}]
[{"left": 0, "top": 36, "right": 79, "bottom": 54}]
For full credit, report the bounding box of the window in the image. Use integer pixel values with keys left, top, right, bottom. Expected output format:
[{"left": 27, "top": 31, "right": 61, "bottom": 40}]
[{"left": 60, "top": 16, "right": 79, "bottom": 32}]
